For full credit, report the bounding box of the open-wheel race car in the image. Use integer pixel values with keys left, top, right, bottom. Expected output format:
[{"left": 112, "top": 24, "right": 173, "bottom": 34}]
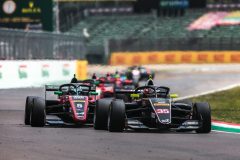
[
  {"left": 93, "top": 82, "right": 211, "bottom": 133},
  {"left": 94, "top": 75, "right": 136, "bottom": 98},
  {"left": 125, "top": 66, "right": 155, "bottom": 82},
  {"left": 24, "top": 83, "right": 99, "bottom": 127}
]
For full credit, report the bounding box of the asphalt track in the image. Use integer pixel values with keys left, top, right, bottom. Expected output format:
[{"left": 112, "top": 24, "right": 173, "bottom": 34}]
[{"left": 1, "top": 66, "right": 240, "bottom": 160}]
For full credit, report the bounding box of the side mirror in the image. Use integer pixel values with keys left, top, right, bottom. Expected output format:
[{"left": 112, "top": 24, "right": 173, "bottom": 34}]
[
  {"left": 54, "top": 91, "right": 63, "bottom": 96},
  {"left": 94, "top": 81, "right": 100, "bottom": 86},
  {"left": 170, "top": 94, "right": 178, "bottom": 98},
  {"left": 131, "top": 93, "right": 140, "bottom": 98},
  {"left": 90, "top": 91, "right": 98, "bottom": 95}
]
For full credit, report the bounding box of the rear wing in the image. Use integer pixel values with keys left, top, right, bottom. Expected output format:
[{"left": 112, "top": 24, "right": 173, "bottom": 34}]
[
  {"left": 45, "top": 85, "right": 60, "bottom": 101},
  {"left": 45, "top": 85, "right": 60, "bottom": 91}
]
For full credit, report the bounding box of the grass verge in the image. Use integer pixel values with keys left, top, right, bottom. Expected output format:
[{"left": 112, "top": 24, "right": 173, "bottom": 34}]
[{"left": 190, "top": 87, "right": 240, "bottom": 123}]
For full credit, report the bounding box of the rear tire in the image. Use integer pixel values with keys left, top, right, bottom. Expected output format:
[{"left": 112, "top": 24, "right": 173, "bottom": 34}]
[
  {"left": 108, "top": 100, "right": 125, "bottom": 132},
  {"left": 30, "top": 97, "right": 46, "bottom": 127},
  {"left": 94, "top": 98, "right": 112, "bottom": 130},
  {"left": 25, "top": 96, "right": 35, "bottom": 125},
  {"left": 194, "top": 102, "right": 211, "bottom": 133}
]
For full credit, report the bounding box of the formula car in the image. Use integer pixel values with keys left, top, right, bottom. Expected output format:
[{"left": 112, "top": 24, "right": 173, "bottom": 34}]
[
  {"left": 24, "top": 83, "right": 98, "bottom": 127},
  {"left": 125, "top": 66, "right": 155, "bottom": 82},
  {"left": 93, "top": 74, "right": 136, "bottom": 98},
  {"left": 93, "top": 81, "right": 211, "bottom": 133}
]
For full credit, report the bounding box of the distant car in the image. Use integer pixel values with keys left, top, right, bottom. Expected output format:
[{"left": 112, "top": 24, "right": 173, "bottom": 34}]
[
  {"left": 93, "top": 83, "right": 211, "bottom": 133},
  {"left": 24, "top": 83, "right": 99, "bottom": 127},
  {"left": 94, "top": 75, "right": 136, "bottom": 98},
  {"left": 125, "top": 66, "right": 155, "bottom": 82},
  {"left": 96, "top": 76, "right": 115, "bottom": 98}
]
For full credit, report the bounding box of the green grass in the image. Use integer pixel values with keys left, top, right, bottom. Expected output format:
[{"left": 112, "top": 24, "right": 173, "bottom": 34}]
[{"left": 190, "top": 87, "right": 240, "bottom": 123}]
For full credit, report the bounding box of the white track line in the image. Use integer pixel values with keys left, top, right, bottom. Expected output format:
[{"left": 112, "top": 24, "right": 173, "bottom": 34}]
[{"left": 178, "top": 83, "right": 240, "bottom": 100}]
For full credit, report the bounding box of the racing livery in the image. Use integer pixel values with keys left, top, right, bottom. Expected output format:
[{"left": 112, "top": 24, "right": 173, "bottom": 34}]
[
  {"left": 93, "top": 82, "right": 211, "bottom": 133},
  {"left": 24, "top": 83, "right": 98, "bottom": 127}
]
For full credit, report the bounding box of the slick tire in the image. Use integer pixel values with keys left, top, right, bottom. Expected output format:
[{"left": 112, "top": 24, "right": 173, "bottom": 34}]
[
  {"left": 30, "top": 97, "right": 46, "bottom": 127},
  {"left": 108, "top": 100, "right": 125, "bottom": 132},
  {"left": 94, "top": 98, "right": 112, "bottom": 130},
  {"left": 24, "top": 96, "right": 36, "bottom": 125},
  {"left": 194, "top": 102, "right": 211, "bottom": 133}
]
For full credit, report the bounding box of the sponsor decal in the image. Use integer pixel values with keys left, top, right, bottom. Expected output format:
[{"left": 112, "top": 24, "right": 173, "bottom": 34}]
[
  {"left": 231, "top": 54, "right": 240, "bottom": 62},
  {"left": 74, "top": 101, "right": 85, "bottom": 117},
  {"left": 132, "top": 55, "right": 142, "bottom": 64},
  {"left": 148, "top": 54, "right": 158, "bottom": 63},
  {"left": 72, "top": 96, "right": 85, "bottom": 100},
  {"left": 62, "top": 64, "right": 70, "bottom": 76},
  {"left": 151, "top": 112, "right": 155, "bottom": 118},
  {"left": 154, "top": 102, "right": 170, "bottom": 107},
  {"left": 156, "top": 109, "right": 170, "bottom": 114},
  {"left": 18, "top": 64, "right": 28, "bottom": 79},
  {"left": 182, "top": 121, "right": 199, "bottom": 126},
  {"left": 76, "top": 103, "right": 83, "bottom": 109},
  {"left": 41, "top": 64, "right": 49, "bottom": 77},
  {"left": 181, "top": 54, "right": 192, "bottom": 63},
  {"left": 197, "top": 54, "right": 208, "bottom": 62},
  {"left": 116, "top": 55, "right": 126, "bottom": 65},
  {"left": 0, "top": 65, "right": 2, "bottom": 79},
  {"left": 165, "top": 54, "right": 175, "bottom": 63},
  {"left": 161, "top": 119, "right": 170, "bottom": 123},
  {"left": 21, "top": 1, "right": 41, "bottom": 14},
  {"left": 214, "top": 54, "right": 225, "bottom": 62}
]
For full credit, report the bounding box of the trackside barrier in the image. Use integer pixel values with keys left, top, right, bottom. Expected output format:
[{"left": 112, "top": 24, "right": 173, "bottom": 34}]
[
  {"left": 76, "top": 60, "right": 88, "bottom": 80},
  {"left": 110, "top": 51, "right": 240, "bottom": 65},
  {"left": 0, "top": 60, "right": 87, "bottom": 89}
]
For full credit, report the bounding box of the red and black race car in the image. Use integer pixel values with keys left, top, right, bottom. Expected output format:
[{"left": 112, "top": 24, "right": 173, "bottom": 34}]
[
  {"left": 24, "top": 83, "right": 99, "bottom": 127},
  {"left": 93, "top": 73, "right": 137, "bottom": 98}
]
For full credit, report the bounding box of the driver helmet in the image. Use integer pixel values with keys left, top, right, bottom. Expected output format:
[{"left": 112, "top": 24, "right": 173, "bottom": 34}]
[
  {"left": 146, "top": 78, "right": 154, "bottom": 86},
  {"left": 71, "top": 74, "right": 78, "bottom": 83},
  {"left": 143, "top": 88, "right": 150, "bottom": 95},
  {"left": 92, "top": 73, "right": 97, "bottom": 80}
]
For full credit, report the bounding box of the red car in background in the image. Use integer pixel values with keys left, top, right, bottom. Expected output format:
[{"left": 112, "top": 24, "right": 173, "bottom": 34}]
[{"left": 94, "top": 73, "right": 136, "bottom": 98}]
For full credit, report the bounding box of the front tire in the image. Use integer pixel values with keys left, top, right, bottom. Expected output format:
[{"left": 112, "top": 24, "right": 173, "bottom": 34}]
[
  {"left": 108, "top": 100, "right": 125, "bottom": 132},
  {"left": 24, "top": 96, "right": 36, "bottom": 125},
  {"left": 194, "top": 102, "right": 211, "bottom": 133},
  {"left": 30, "top": 97, "right": 46, "bottom": 127},
  {"left": 94, "top": 98, "right": 112, "bottom": 130}
]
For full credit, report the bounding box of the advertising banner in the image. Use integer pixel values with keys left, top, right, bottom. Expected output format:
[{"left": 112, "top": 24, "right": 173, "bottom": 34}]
[
  {"left": 0, "top": 60, "right": 87, "bottom": 89},
  {"left": 0, "top": 0, "right": 53, "bottom": 31},
  {"left": 110, "top": 51, "right": 240, "bottom": 65}
]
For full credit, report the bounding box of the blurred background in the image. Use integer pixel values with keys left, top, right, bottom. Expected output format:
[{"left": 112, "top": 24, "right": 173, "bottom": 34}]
[{"left": 0, "top": 0, "right": 240, "bottom": 64}]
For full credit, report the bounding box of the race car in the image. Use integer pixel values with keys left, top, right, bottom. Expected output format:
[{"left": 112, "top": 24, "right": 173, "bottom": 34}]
[
  {"left": 93, "top": 81, "right": 211, "bottom": 133},
  {"left": 24, "top": 83, "right": 98, "bottom": 127},
  {"left": 93, "top": 73, "right": 136, "bottom": 98},
  {"left": 125, "top": 66, "right": 155, "bottom": 82}
]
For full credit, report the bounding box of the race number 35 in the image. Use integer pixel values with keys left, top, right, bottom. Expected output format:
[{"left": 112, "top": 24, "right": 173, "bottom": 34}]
[{"left": 156, "top": 109, "right": 169, "bottom": 114}]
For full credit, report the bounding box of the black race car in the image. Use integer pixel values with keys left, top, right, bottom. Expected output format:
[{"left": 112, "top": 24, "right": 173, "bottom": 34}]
[{"left": 93, "top": 83, "right": 211, "bottom": 133}]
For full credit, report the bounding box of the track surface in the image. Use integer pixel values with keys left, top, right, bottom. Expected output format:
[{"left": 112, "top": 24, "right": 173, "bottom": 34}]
[{"left": 1, "top": 67, "right": 240, "bottom": 160}]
